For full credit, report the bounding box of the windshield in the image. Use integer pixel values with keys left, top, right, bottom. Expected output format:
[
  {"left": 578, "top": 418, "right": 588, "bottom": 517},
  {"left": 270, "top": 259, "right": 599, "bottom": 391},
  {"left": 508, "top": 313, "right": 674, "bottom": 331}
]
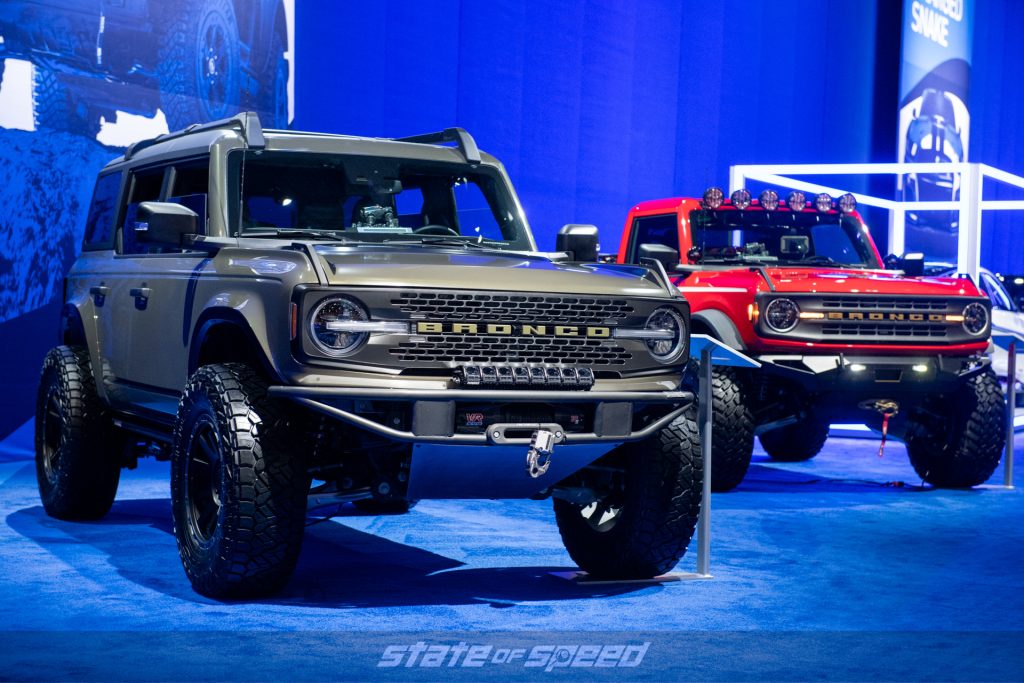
[
  {"left": 229, "top": 150, "right": 533, "bottom": 250},
  {"left": 688, "top": 209, "right": 880, "bottom": 268}
]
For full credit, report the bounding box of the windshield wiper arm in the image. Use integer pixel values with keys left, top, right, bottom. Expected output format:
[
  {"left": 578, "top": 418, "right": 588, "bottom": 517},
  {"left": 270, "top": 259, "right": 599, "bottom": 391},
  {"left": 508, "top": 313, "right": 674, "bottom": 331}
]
[
  {"left": 244, "top": 229, "right": 355, "bottom": 242},
  {"left": 390, "top": 236, "right": 491, "bottom": 250}
]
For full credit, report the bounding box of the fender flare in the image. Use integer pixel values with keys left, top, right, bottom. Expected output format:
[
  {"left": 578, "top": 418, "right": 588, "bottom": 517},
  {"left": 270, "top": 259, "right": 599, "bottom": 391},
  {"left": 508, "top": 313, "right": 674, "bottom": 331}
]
[
  {"left": 189, "top": 307, "right": 280, "bottom": 381},
  {"left": 691, "top": 309, "right": 746, "bottom": 351}
]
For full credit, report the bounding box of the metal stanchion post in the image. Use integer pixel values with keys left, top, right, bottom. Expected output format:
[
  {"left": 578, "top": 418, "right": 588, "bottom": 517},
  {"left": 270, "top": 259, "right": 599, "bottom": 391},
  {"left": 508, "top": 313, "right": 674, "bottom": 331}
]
[
  {"left": 1006, "top": 341, "right": 1016, "bottom": 489},
  {"left": 697, "top": 346, "right": 712, "bottom": 577}
]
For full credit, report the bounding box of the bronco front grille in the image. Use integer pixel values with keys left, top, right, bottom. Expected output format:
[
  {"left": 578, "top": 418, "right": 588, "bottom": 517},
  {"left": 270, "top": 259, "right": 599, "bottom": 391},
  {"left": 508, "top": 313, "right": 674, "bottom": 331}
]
[
  {"left": 820, "top": 323, "right": 948, "bottom": 338},
  {"left": 390, "top": 292, "right": 634, "bottom": 324},
  {"left": 389, "top": 335, "right": 633, "bottom": 365}
]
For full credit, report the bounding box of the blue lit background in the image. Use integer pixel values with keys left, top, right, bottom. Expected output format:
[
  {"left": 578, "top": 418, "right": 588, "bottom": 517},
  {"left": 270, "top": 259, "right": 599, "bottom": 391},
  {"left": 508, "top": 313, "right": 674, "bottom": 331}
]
[{"left": 2, "top": 0, "right": 1024, "bottom": 438}]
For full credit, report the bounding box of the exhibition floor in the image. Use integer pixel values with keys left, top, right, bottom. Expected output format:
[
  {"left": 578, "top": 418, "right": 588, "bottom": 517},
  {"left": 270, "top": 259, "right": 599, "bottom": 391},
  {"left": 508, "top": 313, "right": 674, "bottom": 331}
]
[{"left": 0, "top": 418, "right": 1021, "bottom": 680}]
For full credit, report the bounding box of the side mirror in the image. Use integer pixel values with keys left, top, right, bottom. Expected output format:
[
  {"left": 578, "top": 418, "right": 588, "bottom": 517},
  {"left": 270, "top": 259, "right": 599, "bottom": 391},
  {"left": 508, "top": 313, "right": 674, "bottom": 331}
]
[
  {"left": 884, "top": 252, "right": 924, "bottom": 276},
  {"left": 135, "top": 202, "right": 198, "bottom": 247},
  {"left": 556, "top": 224, "right": 599, "bottom": 262},
  {"left": 638, "top": 243, "right": 679, "bottom": 270}
]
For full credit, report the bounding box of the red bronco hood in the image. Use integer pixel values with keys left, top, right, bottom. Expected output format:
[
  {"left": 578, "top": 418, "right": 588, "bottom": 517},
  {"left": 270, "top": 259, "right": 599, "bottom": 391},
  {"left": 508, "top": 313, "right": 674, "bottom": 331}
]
[{"left": 761, "top": 267, "right": 982, "bottom": 297}]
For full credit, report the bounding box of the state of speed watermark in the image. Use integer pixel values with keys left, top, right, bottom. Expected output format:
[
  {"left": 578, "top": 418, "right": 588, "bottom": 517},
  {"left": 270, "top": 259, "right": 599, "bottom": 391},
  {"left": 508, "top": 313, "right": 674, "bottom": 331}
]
[{"left": 378, "top": 641, "right": 650, "bottom": 671}]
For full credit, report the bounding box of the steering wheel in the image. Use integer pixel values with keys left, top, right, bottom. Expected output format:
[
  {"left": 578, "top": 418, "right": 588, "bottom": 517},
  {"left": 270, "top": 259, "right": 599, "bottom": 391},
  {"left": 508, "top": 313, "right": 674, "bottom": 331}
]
[{"left": 414, "top": 224, "right": 459, "bottom": 236}]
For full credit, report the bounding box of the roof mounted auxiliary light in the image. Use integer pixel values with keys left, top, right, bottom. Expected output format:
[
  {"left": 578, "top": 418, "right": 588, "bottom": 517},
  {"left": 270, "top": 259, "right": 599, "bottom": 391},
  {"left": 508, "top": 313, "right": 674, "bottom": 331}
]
[
  {"left": 814, "top": 193, "right": 834, "bottom": 213},
  {"left": 702, "top": 187, "right": 725, "bottom": 210},
  {"left": 787, "top": 191, "right": 806, "bottom": 211},
  {"left": 838, "top": 193, "right": 857, "bottom": 214},
  {"left": 758, "top": 189, "right": 779, "bottom": 211},
  {"left": 730, "top": 188, "right": 752, "bottom": 210}
]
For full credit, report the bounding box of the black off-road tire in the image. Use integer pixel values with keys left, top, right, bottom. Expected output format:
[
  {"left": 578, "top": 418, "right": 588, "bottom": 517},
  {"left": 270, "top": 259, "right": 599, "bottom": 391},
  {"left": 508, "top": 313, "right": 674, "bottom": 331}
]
[
  {"left": 171, "top": 363, "right": 308, "bottom": 598},
  {"left": 33, "top": 68, "right": 101, "bottom": 137},
  {"left": 709, "top": 368, "right": 755, "bottom": 492},
  {"left": 760, "top": 414, "right": 830, "bottom": 462},
  {"left": 157, "top": 0, "right": 241, "bottom": 130},
  {"left": 554, "top": 410, "right": 703, "bottom": 579},
  {"left": 34, "top": 346, "right": 120, "bottom": 520},
  {"left": 905, "top": 370, "right": 1006, "bottom": 488}
]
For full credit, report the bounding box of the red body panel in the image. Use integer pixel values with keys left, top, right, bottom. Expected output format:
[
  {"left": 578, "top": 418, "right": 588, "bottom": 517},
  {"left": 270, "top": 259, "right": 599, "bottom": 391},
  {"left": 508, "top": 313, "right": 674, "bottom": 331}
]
[{"left": 618, "top": 197, "right": 988, "bottom": 356}]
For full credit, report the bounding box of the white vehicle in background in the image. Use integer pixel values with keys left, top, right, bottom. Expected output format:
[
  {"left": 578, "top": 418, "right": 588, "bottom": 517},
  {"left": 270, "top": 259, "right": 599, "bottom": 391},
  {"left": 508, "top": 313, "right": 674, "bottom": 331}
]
[{"left": 935, "top": 264, "right": 1024, "bottom": 404}]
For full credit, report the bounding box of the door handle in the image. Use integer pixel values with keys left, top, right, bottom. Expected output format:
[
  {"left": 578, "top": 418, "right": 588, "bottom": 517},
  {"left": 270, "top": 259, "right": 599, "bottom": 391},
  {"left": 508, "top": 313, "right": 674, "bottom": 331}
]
[
  {"left": 129, "top": 287, "right": 151, "bottom": 309},
  {"left": 89, "top": 285, "right": 109, "bottom": 306}
]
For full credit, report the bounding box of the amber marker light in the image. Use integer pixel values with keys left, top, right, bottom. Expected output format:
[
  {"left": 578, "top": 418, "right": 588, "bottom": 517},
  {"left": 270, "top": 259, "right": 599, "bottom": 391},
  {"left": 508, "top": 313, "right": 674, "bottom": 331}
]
[
  {"left": 799, "top": 311, "right": 825, "bottom": 319},
  {"left": 945, "top": 314, "right": 966, "bottom": 322},
  {"left": 290, "top": 302, "right": 298, "bottom": 340},
  {"left": 748, "top": 303, "right": 759, "bottom": 321}
]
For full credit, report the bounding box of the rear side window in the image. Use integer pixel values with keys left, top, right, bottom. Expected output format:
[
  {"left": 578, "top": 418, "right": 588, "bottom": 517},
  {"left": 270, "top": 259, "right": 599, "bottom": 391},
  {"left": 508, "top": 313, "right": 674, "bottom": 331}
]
[
  {"left": 628, "top": 214, "right": 679, "bottom": 262},
  {"left": 82, "top": 172, "right": 122, "bottom": 250}
]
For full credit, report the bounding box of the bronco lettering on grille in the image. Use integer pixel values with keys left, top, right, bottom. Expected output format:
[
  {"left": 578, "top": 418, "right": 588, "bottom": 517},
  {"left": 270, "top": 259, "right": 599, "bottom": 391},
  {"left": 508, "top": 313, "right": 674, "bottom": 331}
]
[
  {"left": 823, "top": 312, "right": 949, "bottom": 322},
  {"left": 415, "top": 322, "right": 612, "bottom": 337}
]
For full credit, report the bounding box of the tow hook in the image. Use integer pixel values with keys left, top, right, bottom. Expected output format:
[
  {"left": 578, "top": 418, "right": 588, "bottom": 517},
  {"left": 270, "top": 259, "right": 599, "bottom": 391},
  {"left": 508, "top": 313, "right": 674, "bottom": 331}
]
[
  {"left": 859, "top": 399, "right": 900, "bottom": 458},
  {"left": 526, "top": 429, "right": 557, "bottom": 478}
]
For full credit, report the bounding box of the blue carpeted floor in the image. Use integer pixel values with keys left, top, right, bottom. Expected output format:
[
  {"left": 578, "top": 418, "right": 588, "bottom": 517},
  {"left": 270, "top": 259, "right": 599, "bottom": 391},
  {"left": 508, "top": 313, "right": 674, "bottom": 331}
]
[{"left": 1, "top": 417, "right": 1022, "bottom": 680}]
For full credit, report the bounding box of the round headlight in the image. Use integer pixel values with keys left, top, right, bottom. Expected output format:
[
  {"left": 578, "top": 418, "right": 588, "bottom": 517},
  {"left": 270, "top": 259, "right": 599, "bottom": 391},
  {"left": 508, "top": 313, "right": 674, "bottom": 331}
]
[
  {"left": 731, "top": 188, "right": 752, "bottom": 210},
  {"left": 787, "top": 191, "right": 806, "bottom": 211},
  {"left": 644, "top": 307, "right": 688, "bottom": 364},
  {"left": 838, "top": 193, "right": 857, "bottom": 214},
  {"left": 759, "top": 189, "right": 780, "bottom": 211},
  {"left": 764, "top": 298, "right": 800, "bottom": 332},
  {"left": 310, "top": 297, "right": 370, "bottom": 356},
  {"left": 702, "top": 187, "right": 724, "bottom": 210},
  {"left": 814, "top": 193, "right": 834, "bottom": 213},
  {"left": 962, "top": 302, "right": 989, "bottom": 336}
]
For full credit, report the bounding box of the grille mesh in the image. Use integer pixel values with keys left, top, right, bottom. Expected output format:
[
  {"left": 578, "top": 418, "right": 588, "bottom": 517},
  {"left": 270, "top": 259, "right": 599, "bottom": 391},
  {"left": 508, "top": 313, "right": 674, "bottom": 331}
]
[
  {"left": 389, "top": 335, "right": 632, "bottom": 365},
  {"left": 391, "top": 292, "right": 633, "bottom": 323},
  {"left": 820, "top": 323, "right": 947, "bottom": 338}
]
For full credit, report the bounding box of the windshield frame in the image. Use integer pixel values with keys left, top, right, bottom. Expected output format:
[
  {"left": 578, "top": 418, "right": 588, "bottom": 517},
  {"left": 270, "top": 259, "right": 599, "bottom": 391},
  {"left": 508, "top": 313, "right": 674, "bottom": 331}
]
[
  {"left": 686, "top": 208, "right": 882, "bottom": 269},
  {"left": 226, "top": 148, "right": 536, "bottom": 251}
]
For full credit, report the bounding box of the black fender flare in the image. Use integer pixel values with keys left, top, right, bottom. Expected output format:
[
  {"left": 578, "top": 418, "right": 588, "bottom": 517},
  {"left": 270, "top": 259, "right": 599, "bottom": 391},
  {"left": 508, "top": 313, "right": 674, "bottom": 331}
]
[{"left": 189, "top": 307, "right": 280, "bottom": 381}]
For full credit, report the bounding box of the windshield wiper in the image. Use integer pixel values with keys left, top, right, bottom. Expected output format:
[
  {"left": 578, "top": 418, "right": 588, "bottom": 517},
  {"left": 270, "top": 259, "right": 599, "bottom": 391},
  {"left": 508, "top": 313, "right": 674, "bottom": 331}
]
[
  {"left": 243, "top": 228, "right": 355, "bottom": 242},
  {"left": 781, "top": 255, "right": 867, "bottom": 269},
  {"left": 387, "top": 236, "right": 494, "bottom": 250}
]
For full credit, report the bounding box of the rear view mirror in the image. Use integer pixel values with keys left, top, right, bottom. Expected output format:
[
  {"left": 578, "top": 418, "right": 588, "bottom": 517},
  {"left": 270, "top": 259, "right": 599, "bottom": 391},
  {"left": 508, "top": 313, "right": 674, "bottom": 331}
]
[
  {"left": 135, "top": 202, "right": 198, "bottom": 247},
  {"left": 556, "top": 224, "right": 599, "bottom": 262},
  {"left": 638, "top": 243, "right": 679, "bottom": 270}
]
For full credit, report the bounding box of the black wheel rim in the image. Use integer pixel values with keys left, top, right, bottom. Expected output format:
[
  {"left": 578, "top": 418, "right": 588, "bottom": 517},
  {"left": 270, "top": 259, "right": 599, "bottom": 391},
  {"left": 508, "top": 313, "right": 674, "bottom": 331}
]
[
  {"left": 185, "top": 416, "right": 222, "bottom": 543},
  {"left": 40, "top": 387, "right": 62, "bottom": 485},
  {"left": 197, "top": 15, "right": 233, "bottom": 120}
]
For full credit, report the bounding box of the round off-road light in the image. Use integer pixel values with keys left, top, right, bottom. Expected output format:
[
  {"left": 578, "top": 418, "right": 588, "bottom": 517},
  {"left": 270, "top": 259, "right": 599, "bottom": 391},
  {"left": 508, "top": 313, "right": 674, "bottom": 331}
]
[
  {"left": 702, "top": 187, "right": 725, "bottom": 210},
  {"left": 764, "top": 298, "right": 800, "bottom": 332},
  {"left": 838, "top": 193, "right": 857, "bottom": 214},
  {"left": 310, "top": 296, "right": 370, "bottom": 356},
  {"left": 731, "top": 188, "right": 752, "bottom": 210},
  {"left": 759, "top": 189, "right": 780, "bottom": 211},
  {"left": 644, "top": 307, "right": 688, "bottom": 364},
  {"left": 787, "top": 191, "right": 806, "bottom": 211},
  {"left": 962, "top": 302, "right": 989, "bottom": 336},
  {"left": 815, "top": 193, "right": 834, "bottom": 213}
]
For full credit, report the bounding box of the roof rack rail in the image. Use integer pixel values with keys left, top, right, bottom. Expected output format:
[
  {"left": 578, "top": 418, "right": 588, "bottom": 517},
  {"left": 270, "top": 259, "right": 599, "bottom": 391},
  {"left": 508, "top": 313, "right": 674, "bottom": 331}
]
[
  {"left": 124, "top": 111, "right": 265, "bottom": 160},
  {"left": 395, "top": 127, "right": 480, "bottom": 165}
]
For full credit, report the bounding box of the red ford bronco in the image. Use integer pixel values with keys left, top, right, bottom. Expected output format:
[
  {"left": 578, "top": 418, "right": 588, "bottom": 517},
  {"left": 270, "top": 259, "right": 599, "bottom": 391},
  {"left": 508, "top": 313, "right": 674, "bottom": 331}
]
[{"left": 617, "top": 187, "right": 1005, "bottom": 491}]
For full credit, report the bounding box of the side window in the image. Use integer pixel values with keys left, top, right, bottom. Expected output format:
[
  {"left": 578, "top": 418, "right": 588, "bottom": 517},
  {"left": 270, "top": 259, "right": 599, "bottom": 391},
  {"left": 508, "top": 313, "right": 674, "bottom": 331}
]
[
  {"left": 121, "top": 166, "right": 168, "bottom": 254},
  {"left": 82, "top": 172, "right": 122, "bottom": 251},
  {"left": 982, "top": 274, "right": 1013, "bottom": 311},
  {"left": 167, "top": 161, "right": 209, "bottom": 234},
  {"left": 628, "top": 214, "right": 679, "bottom": 262}
]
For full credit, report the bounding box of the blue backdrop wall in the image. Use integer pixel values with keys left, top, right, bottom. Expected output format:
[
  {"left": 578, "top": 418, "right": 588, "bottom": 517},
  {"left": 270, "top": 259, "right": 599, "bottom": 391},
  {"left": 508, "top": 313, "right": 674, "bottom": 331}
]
[{"left": 1, "top": 0, "right": 1023, "bottom": 438}]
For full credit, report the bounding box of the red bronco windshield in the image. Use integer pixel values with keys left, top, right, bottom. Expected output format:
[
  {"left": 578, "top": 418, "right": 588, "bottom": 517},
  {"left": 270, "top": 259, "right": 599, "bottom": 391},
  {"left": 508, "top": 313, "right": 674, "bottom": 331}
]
[{"left": 688, "top": 210, "right": 881, "bottom": 269}]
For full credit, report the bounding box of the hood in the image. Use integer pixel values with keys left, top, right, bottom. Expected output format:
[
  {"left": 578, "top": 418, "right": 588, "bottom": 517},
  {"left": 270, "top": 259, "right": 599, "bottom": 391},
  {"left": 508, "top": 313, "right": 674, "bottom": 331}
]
[
  {"left": 762, "top": 267, "right": 982, "bottom": 297},
  {"left": 315, "top": 245, "right": 670, "bottom": 297}
]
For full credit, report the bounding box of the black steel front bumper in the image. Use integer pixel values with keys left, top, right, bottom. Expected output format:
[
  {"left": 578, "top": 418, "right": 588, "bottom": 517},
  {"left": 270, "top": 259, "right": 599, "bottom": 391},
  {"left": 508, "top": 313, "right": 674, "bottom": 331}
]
[
  {"left": 755, "top": 353, "right": 989, "bottom": 393},
  {"left": 268, "top": 385, "right": 694, "bottom": 446}
]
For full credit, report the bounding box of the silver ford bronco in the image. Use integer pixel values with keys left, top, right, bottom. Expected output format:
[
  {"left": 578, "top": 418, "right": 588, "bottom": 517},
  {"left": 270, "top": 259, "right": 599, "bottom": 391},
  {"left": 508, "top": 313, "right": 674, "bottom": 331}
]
[{"left": 36, "top": 113, "right": 700, "bottom": 597}]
